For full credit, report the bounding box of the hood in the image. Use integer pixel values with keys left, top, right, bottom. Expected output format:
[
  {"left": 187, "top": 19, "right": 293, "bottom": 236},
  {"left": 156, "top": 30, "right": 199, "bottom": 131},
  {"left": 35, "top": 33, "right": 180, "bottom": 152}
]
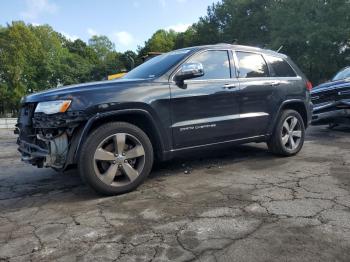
[
  {"left": 312, "top": 79, "right": 350, "bottom": 94},
  {"left": 23, "top": 78, "right": 151, "bottom": 103}
]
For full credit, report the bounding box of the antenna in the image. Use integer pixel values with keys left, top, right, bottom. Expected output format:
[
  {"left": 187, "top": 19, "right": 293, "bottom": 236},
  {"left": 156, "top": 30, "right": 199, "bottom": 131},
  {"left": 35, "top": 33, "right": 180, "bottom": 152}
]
[{"left": 276, "top": 45, "right": 284, "bottom": 53}]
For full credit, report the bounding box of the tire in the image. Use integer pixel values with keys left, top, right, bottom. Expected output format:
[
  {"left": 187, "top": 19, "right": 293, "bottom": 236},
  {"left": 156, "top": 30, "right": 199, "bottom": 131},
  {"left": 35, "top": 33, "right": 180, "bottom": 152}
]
[
  {"left": 267, "top": 109, "right": 305, "bottom": 156},
  {"left": 79, "top": 122, "right": 154, "bottom": 195}
]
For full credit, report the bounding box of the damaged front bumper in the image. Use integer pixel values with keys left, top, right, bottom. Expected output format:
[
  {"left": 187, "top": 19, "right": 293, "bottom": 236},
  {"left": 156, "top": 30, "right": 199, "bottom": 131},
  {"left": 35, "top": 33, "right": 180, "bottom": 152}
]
[
  {"left": 312, "top": 99, "right": 350, "bottom": 125},
  {"left": 16, "top": 103, "right": 88, "bottom": 169}
]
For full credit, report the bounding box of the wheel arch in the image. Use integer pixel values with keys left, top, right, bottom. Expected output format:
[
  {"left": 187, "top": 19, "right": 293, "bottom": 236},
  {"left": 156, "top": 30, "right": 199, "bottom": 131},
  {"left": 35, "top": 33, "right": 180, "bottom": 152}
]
[
  {"left": 269, "top": 100, "right": 309, "bottom": 135},
  {"left": 73, "top": 109, "right": 167, "bottom": 163}
]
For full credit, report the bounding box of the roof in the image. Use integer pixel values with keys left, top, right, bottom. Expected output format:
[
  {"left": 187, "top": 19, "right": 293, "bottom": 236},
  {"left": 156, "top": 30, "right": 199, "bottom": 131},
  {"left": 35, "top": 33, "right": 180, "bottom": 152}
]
[{"left": 177, "top": 43, "right": 287, "bottom": 58}]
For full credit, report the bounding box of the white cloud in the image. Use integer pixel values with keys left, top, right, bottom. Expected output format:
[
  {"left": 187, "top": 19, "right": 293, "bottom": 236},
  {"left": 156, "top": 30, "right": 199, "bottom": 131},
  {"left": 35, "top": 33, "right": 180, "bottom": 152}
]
[
  {"left": 112, "top": 31, "right": 135, "bottom": 47},
  {"left": 61, "top": 31, "right": 79, "bottom": 41},
  {"left": 166, "top": 23, "right": 191, "bottom": 32},
  {"left": 87, "top": 28, "right": 98, "bottom": 37},
  {"left": 20, "top": 0, "right": 58, "bottom": 20}
]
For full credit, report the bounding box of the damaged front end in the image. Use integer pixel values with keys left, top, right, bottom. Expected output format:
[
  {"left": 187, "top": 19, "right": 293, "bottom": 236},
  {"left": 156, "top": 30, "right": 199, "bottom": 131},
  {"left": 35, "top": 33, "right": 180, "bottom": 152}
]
[
  {"left": 311, "top": 84, "right": 350, "bottom": 126},
  {"left": 16, "top": 102, "right": 88, "bottom": 170}
]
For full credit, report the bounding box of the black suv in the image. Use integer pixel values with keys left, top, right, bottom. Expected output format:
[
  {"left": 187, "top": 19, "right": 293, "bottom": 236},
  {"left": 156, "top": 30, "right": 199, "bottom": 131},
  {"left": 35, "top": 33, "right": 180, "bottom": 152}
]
[{"left": 16, "top": 44, "right": 313, "bottom": 195}]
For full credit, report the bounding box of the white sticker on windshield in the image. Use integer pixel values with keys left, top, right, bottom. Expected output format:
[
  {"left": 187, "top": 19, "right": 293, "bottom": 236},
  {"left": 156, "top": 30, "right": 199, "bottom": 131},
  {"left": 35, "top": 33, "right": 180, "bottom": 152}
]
[{"left": 170, "top": 50, "right": 191, "bottom": 55}]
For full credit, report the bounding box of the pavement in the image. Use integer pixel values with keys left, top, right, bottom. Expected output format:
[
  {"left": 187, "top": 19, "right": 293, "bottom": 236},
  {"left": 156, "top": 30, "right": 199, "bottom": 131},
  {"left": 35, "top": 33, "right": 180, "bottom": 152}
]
[{"left": 0, "top": 126, "right": 350, "bottom": 262}]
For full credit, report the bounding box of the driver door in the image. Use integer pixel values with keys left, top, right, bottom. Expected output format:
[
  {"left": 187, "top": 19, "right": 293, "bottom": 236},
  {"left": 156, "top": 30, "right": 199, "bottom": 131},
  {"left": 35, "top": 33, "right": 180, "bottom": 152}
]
[{"left": 170, "top": 49, "right": 241, "bottom": 149}]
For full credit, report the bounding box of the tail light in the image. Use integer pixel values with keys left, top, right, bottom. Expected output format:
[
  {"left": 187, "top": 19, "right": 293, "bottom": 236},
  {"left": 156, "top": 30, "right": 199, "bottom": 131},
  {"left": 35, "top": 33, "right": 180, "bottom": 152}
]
[{"left": 306, "top": 80, "right": 313, "bottom": 91}]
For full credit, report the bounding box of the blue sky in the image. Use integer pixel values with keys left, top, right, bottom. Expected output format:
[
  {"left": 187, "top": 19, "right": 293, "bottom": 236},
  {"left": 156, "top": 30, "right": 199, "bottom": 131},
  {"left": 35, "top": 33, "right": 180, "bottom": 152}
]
[{"left": 0, "top": 0, "right": 217, "bottom": 52}]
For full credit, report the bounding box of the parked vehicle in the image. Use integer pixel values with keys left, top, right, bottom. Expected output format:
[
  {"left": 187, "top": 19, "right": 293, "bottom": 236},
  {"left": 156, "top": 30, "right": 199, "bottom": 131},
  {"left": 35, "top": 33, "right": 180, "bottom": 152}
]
[
  {"left": 311, "top": 67, "right": 350, "bottom": 127},
  {"left": 16, "top": 44, "right": 313, "bottom": 195}
]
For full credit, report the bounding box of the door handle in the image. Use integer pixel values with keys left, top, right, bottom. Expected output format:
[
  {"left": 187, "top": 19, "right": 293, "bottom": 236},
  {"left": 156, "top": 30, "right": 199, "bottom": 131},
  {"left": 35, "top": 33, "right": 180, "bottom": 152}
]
[
  {"left": 271, "top": 81, "right": 280, "bottom": 87},
  {"left": 223, "top": 84, "right": 238, "bottom": 90}
]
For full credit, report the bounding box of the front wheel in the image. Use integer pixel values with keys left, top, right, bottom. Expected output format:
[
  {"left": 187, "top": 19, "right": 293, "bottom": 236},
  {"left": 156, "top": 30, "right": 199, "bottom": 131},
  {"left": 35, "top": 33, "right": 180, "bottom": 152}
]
[
  {"left": 79, "top": 122, "right": 154, "bottom": 195},
  {"left": 267, "top": 109, "right": 305, "bottom": 156}
]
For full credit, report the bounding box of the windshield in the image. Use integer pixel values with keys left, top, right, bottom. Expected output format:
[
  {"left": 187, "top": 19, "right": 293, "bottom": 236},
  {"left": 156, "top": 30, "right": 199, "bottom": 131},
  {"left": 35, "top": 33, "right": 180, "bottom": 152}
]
[
  {"left": 123, "top": 50, "right": 192, "bottom": 79},
  {"left": 332, "top": 67, "right": 350, "bottom": 81}
]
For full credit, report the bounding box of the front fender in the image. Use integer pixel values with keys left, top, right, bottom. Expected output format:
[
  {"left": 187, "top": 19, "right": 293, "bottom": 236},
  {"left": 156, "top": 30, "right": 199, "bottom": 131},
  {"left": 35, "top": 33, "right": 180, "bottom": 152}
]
[{"left": 70, "top": 109, "right": 168, "bottom": 164}]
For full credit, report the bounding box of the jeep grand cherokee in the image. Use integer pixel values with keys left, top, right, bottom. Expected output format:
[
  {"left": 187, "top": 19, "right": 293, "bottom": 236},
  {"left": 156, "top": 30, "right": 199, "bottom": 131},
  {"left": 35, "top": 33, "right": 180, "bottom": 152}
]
[{"left": 16, "top": 44, "right": 313, "bottom": 195}]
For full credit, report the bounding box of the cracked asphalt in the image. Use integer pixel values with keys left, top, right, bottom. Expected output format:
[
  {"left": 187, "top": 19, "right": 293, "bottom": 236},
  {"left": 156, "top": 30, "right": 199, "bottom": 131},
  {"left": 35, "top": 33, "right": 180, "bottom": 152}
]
[{"left": 0, "top": 126, "right": 350, "bottom": 262}]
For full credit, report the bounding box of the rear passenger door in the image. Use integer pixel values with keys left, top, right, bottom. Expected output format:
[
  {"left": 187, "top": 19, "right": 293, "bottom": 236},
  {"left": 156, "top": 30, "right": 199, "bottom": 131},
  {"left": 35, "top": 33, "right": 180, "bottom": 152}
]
[{"left": 234, "top": 51, "right": 276, "bottom": 137}]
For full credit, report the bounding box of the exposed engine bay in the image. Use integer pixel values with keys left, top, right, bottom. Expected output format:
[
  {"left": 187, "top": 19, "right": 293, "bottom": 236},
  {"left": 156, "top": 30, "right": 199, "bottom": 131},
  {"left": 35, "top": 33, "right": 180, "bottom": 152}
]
[
  {"left": 16, "top": 102, "right": 87, "bottom": 170},
  {"left": 36, "top": 131, "right": 68, "bottom": 169}
]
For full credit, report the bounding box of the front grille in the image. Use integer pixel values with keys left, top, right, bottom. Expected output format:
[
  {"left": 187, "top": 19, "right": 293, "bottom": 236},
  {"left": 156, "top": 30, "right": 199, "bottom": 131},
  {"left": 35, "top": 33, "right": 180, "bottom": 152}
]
[
  {"left": 311, "top": 89, "right": 337, "bottom": 106},
  {"left": 337, "top": 87, "right": 350, "bottom": 100}
]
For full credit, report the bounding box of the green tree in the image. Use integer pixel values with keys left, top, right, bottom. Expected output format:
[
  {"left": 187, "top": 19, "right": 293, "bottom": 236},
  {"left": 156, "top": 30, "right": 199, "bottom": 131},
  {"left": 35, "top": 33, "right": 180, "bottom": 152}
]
[
  {"left": 88, "top": 35, "right": 126, "bottom": 80},
  {"left": 174, "top": 26, "right": 197, "bottom": 49},
  {"left": 88, "top": 35, "right": 115, "bottom": 61},
  {"left": 138, "top": 29, "right": 178, "bottom": 58},
  {"left": 29, "top": 24, "right": 72, "bottom": 89},
  {"left": 173, "top": 0, "right": 271, "bottom": 49},
  {"left": 63, "top": 39, "right": 98, "bottom": 83},
  {"left": 0, "top": 23, "right": 135, "bottom": 115},
  {"left": 0, "top": 21, "right": 41, "bottom": 113},
  {"left": 174, "top": 0, "right": 350, "bottom": 84},
  {"left": 268, "top": 0, "right": 350, "bottom": 83},
  {"left": 120, "top": 50, "right": 139, "bottom": 71}
]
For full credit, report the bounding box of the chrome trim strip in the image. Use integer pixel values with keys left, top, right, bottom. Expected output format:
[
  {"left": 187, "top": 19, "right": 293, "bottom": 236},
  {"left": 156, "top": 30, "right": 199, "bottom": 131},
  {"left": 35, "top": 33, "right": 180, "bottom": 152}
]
[
  {"left": 185, "top": 78, "right": 237, "bottom": 84},
  {"left": 339, "top": 90, "right": 350, "bottom": 95},
  {"left": 241, "top": 112, "right": 269, "bottom": 118},
  {"left": 313, "top": 102, "right": 335, "bottom": 111},
  {"left": 313, "top": 100, "right": 350, "bottom": 111},
  {"left": 171, "top": 135, "right": 267, "bottom": 152},
  {"left": 172, "top": 112, "right": 269, "bottom": 128}
]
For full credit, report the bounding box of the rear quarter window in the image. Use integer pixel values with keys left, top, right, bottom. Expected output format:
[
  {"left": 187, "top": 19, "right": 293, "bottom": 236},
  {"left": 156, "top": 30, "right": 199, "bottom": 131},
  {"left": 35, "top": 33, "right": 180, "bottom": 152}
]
[{"left": 265, "top": 55, "right": 297, "bottom": 77}]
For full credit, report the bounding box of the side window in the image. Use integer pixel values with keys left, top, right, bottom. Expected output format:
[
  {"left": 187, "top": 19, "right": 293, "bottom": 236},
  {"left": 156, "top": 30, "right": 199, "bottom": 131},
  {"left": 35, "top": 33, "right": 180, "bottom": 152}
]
[
  {"left": 236, "top": 51, "right": 269, "bottom": 78},
  {"left": 188, "top": 50, "right": 231, "bottom": 80},
  {"left": 265, "top": 55, "right": 297, "bottom": 77}
]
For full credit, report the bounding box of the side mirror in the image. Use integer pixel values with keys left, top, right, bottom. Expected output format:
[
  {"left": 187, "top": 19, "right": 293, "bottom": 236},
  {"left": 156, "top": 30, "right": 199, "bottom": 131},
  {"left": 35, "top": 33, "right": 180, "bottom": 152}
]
[{"left": 175, "top": 63, "right": 204, "bottom": 85}]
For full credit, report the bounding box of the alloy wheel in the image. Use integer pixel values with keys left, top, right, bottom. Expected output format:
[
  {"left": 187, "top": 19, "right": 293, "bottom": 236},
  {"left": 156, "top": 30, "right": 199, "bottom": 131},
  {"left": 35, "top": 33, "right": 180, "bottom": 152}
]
[
  {"left": 281, "top": 116, "right": 302, "bottom": 151},
  {"left": 93, "top": 133, "right": 145, "bottom": 187}
]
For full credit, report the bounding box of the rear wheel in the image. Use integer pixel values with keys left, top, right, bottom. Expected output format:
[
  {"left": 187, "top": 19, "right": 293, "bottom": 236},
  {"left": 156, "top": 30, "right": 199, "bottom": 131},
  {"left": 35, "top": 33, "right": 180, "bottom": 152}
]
[
  {"left": 267, "top": 110, "right": 305, "bottom": 156},
  {"left": 79, "top": 122, "right": 153, "bottom": 195}
]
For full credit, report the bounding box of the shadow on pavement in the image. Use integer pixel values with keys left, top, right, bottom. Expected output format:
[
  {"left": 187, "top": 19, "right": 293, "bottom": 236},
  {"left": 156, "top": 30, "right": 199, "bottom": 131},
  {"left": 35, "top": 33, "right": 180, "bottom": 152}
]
[{"left": 0, "top": 143, "right": 274, "bottom": 211}]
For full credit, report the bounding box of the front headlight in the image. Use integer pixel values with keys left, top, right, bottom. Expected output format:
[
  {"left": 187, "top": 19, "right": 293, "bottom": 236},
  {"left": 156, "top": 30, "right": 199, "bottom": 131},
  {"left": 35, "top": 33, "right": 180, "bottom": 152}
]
[{"left": 35, "top": 100, "right": 71, "bottom": 114}]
